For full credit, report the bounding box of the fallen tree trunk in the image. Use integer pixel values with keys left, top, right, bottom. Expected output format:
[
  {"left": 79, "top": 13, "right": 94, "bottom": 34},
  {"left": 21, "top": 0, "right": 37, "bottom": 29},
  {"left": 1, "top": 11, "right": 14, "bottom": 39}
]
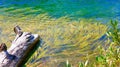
[{"left": 0, "top": 26, "right": 40, "bottom": 67}]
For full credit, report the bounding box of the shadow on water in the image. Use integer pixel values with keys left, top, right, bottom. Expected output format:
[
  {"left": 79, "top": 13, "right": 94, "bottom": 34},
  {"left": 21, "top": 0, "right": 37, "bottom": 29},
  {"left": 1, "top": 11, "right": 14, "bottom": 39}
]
[{"left": 27, "top": 34, "right": 109, "bottom": 67}]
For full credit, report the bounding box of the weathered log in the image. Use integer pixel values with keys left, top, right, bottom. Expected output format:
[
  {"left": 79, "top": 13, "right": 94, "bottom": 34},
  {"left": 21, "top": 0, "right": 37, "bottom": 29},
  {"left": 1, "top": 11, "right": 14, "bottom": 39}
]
[{"left": 0, "top": 26, "right": 40, "bottom": 67}]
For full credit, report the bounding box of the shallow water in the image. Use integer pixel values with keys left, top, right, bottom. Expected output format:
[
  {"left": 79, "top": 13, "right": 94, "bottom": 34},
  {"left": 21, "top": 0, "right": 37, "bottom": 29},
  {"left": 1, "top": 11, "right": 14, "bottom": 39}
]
[
  {"left": 0, "top": 0, "right": 119, "bottom": 66},
  {"left": 0, "top": 0, "right": 120, "bottom": 22}
]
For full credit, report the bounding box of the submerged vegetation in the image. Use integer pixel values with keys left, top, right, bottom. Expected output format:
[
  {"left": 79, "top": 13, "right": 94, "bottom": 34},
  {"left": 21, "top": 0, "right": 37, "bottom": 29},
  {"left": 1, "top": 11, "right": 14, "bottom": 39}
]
[
  {"left": 0, "top": 0, "right": 120, "bottom": 67},
  {"left": 0, "top": 14, "right": 120, "bottom": 67}
]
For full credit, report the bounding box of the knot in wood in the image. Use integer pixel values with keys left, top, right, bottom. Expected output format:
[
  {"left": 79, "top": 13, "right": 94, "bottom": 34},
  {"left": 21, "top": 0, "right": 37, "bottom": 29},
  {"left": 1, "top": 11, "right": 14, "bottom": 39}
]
[
  {"left": 0, "top": 43, "right": 7, "bottom": 52},
  {"left": 14, "top": 25, "right": 23, "bottom": 37}
]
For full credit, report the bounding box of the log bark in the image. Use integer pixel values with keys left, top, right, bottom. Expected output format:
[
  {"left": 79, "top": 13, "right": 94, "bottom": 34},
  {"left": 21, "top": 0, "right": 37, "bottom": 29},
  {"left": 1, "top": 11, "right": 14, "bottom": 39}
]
[{"left": 0, "top": 26, "right": 40, "bottom": 67}]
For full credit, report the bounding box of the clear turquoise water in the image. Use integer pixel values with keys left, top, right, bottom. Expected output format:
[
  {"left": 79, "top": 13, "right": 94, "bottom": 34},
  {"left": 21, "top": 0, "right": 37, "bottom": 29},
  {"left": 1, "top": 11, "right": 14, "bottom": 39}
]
[
  {"left": 0, "top": 0, "right": 118, "bottom": 65},
  {"left": 0, "top": 0, "right": 120, "bottom": 22}
]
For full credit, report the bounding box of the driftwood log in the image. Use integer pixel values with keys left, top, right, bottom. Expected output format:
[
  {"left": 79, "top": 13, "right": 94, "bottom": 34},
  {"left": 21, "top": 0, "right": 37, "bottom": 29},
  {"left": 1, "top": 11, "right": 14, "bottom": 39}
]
[{"left": 0, "top": 26, "right": 40, "bottom": 67}]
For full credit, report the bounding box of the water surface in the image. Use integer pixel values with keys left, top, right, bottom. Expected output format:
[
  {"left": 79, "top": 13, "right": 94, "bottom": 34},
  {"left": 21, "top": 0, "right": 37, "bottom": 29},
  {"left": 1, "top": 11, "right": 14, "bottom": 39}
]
[{"left": 0, "top": 0, "right": 120, "bottom": 21}]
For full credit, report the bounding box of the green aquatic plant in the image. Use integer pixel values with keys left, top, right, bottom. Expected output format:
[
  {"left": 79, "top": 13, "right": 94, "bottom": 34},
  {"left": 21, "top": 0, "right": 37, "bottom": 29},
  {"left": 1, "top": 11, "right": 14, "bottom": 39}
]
[
  {"left": 79, "top": 60, "right": 89, "bottom": 67},
  {"left": 93, "top": 20, "right": 120, "bottom": 67},
  {"left": 106, "top": 20, "right": 120, "bottom": 45},
  {"left": 61, "top": 20, "right": 120, "bottom": 67}
]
